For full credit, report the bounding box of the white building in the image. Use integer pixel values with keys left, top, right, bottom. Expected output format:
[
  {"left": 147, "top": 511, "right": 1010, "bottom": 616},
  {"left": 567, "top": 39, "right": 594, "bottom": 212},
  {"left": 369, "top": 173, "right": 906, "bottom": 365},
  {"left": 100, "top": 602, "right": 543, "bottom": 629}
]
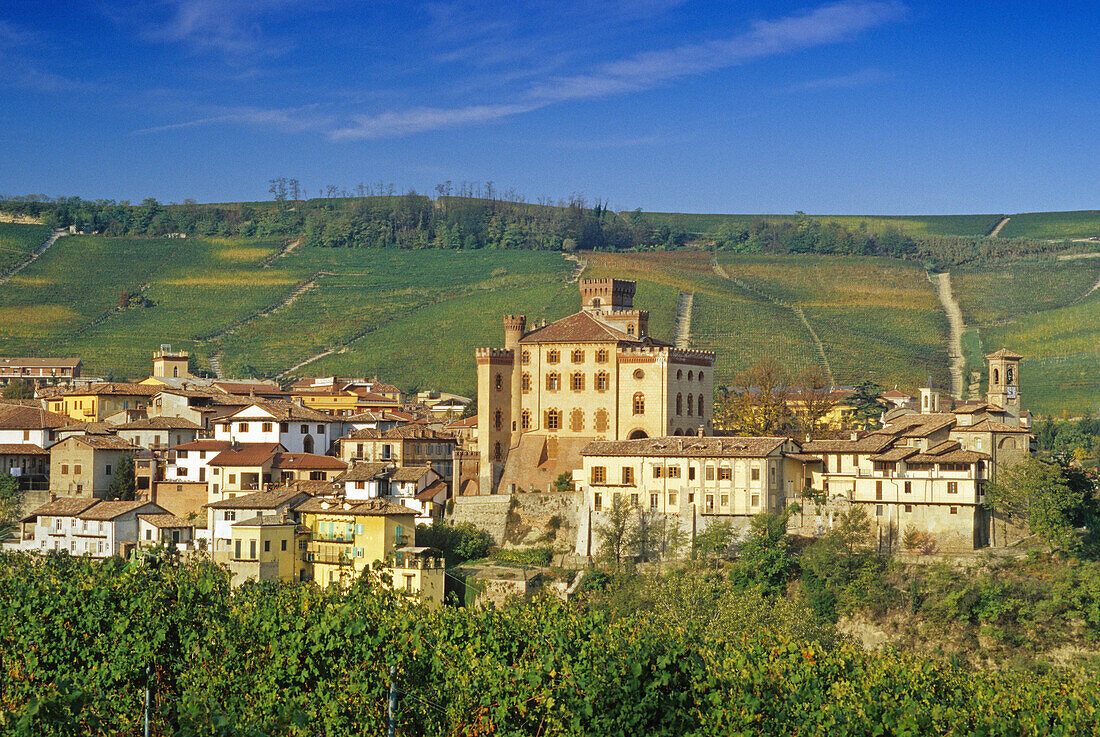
[
  {"left": 19, "top": 498, "right": 171, "bottom": 557},
  {"left": 165, "top": 439, "right": 232, "bottom": 484},
  {"left": 212, "top": 401, "right": 339, "bottom": 455},
  {"left": 115, "top": 417, "right": 202, "bottom": 450},
  {"left": 204, "top": 487, "right": 312, "bottom": 555},
  {"left": 0, "top": 403, "right": 67, "bottom": 449}
]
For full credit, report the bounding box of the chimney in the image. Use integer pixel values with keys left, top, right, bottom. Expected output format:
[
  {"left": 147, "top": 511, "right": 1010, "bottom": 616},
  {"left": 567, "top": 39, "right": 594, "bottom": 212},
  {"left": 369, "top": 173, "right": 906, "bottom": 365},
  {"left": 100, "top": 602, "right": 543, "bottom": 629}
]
[
  {"left": 49, "top": 492, "right": 57, "bottom": 502},
  {"left": 697, "top": 427, "right": 705, "bottom": 437}
]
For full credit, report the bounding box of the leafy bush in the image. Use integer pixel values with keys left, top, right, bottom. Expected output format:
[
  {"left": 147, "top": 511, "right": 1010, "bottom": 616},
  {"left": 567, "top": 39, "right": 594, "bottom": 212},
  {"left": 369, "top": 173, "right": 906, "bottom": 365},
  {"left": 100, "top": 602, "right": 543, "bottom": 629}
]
[
  {"left": 414, "top": 521, "right": 492, "bottom": 565},
  {"left": 491, "top": 547, "right": 552, "bottom": 567}
]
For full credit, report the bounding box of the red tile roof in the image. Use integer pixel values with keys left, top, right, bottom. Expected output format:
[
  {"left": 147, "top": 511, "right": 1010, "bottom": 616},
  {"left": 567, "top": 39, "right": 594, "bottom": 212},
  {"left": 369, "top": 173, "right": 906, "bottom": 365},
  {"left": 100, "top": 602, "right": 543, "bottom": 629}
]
[
  {"left": 0, "top": 404, "right": 68, "bottom": 430},
  {"left": 208, "top": 443, "right": 283, "bottom": 467},
  {"left": 519, "top": 311, "right": 645, "bottom": 344},
  {"left": 271, "top": 452, "right": 347, "bottom": 470}
]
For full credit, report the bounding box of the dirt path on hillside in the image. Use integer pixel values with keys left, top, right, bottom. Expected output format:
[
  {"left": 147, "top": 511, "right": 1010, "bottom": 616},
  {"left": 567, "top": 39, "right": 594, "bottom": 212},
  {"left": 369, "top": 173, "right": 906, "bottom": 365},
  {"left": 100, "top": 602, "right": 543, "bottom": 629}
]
[
  {"left": 1071, "top": 271, "right": 1100, "bottom": 305},
  {"left": 674, "top": 292, "right": 694, "bottom": 348},
  {"left": 989, "top": 217, "right": 1011, "bottom": 238},
  {"left": 208, "top": 353, "right": 224, "bottom": 379},
  {"left": 0, "top": 229, "right": 66, "bottom": 285},
  {"left": 260, "top": 237, "right": 303, "bottom": 268},
  {"left": 564, "top": 253, "right": 588, "bottom": 282},
  {"left": 711, "top": 255, "right": 835, "bottom": 385},
  {"left": 930, "top": 271, "right": 965, "bottom": 398}
]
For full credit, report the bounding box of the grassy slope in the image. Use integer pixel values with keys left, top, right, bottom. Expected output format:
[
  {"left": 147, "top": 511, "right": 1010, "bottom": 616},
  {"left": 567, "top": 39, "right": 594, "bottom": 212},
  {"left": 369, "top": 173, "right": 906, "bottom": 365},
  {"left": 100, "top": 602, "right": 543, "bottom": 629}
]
[
  {"left": 0, "top": 223, "right": 51, "bottom": 274},
  {"left": 640, "top": 213, "right": 1004, "bottom": 238},
  {"left": 997, "top": 211, "right": 1100, "bottom": 240}
]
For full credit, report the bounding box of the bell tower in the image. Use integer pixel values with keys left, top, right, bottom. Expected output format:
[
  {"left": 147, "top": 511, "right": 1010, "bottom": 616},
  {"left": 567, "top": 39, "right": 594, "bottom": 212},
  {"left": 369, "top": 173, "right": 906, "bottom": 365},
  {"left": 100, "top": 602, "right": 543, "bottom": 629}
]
[{"left": 986, "top": 348, "right": 1022, "bottom": 418}]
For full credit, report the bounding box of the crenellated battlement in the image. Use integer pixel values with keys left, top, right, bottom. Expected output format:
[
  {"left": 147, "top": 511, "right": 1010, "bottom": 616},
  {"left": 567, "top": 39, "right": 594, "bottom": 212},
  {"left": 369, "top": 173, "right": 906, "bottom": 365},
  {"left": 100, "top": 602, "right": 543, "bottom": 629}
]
[{"left": 475, "top": 347, "right": 515, "bottom": 365}]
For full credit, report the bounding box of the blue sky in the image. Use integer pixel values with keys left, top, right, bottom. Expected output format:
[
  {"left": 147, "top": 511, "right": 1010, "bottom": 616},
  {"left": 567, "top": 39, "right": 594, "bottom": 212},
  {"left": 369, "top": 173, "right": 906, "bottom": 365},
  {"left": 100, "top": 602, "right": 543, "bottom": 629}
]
[{"left": 0, "top": 1, "right": 1096, "bottom": 214}]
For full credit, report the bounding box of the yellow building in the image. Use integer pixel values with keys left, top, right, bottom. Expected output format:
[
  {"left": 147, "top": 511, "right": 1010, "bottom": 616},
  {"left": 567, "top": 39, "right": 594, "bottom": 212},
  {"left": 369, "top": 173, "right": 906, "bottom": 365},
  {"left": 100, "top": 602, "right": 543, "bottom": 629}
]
[
  {"left": 48, "top": 383, "right": 162, "bottom": 422},
  {"left": 476, "top": 278, "right": 715, "bottom": 495},
  {"left": 226, "top": 515, "right": 310, "bottom": 586},
  {"left": 293, "top": 496, "right": 443, "bottom": 605}
]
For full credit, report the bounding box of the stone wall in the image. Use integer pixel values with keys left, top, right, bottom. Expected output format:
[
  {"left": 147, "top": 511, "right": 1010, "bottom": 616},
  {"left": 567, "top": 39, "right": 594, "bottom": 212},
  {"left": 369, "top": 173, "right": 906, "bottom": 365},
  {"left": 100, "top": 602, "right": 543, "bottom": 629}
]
[{"left": 450, "top": 491, "right": 583, "bottom": 554}]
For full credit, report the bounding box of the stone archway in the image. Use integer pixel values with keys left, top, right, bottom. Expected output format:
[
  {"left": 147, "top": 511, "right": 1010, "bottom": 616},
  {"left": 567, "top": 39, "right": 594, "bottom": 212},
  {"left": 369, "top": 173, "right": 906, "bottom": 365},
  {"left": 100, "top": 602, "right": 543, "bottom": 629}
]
[{"left": 627, "top": 429, "right": 648, "bottom": 440}]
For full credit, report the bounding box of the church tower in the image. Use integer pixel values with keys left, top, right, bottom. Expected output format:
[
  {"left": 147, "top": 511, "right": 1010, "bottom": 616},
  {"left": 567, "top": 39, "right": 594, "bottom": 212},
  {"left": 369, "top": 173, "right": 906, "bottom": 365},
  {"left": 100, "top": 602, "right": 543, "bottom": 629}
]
[{"left": 986, "top": 348, "right": 1022, "bottom": 418}]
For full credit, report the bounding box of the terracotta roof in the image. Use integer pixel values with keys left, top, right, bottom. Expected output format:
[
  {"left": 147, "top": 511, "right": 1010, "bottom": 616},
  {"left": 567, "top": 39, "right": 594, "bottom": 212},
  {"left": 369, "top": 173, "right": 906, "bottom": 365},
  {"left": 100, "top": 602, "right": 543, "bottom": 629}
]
[
  {"left": 908, "top": 449, "right": 989, "bottom": 464},
  {"left": 59, "top": 421, "right": 117, "bottom": 436},
  {"left": 0, "top": 404, "right": 68, "bottom": 430},
  {"left": 269, "top": 480, "right": 341, "bottom": 495},
  {"left": 271, "top": 452, "right": 347, "bottom": 470},
  {"left": 416, "top": 479, "right": 448, "bottom": 501},
  {"left": 445, "top": 416, "right": 477, "bottom": 429},
  {"left": 212, "top": 381, "right": 288, "bottom": 396},
  {"left": 292, "top": 497, "right": 418, "bottom": 516},
  {"left": 0, "top": 356, "right": 81, "bottom": 368},
  {"left": 0, "top": 443, "right": 48, "bottom": 455},
  {"left": 390, "top": 466, "right": 434, "bottom": 482},
  {"left": 116, "top": 417, "right": 202, "bottom": 431},
  {"left": 0, "top": 398, "right": 43, "bottom": 407},
  {"left": 802, "top": 435, "right": 895, "bottom": 454},
  {"left": 583, "top": 436, "right": 791, "bottom": 458},
  {"left": 784, "top": 452, "right": 824, "bottom": 463},
  {"left": 82, "top": 501, "right": 167, "bottom": 521},
  {"left": 24, "top": 497, "right": 98, "bottom": 520},
  {"left": 137, "top": 513, "right": 192, "bottom": 528},
  {"left": 341, "top": 425, "right": 455, "bottom": 442},
  {"left": 172, "top": 440, "right": 233, "bottom": 452},
  {"left": 208, "top": 443, "right": 283, "bottom": 467},
  {"left": 206, "top": 487, "right": 310, "bottom": 510},
  {"left": 985, "top": 348, "right": 1023, "bottom": 360},
  {"left": 882, "top": 390, "right": 913, "bottom": 399},
  {"left": 57, "top": 383, "right": 162, "bottom": 397},
  {"left": 219, "top": 400, "right": 334, "bottom": 424},
  {"left": 868, "top": 447, "right": 919, "bottom": 462},
  {"left": 518, "top": 311, "right": 646, "bottom": 344},
  {"left": 233, "top": 514, "right": 297, "bottom": 527},
  {"left": 964, "top": 419, "right": 1031, "bottom": 434},
  {"left": 337, "top": 462, "right": 392, "bottom": 481},
  {"left": 65, "top": 435, "right": 135, "bottom": 451}
]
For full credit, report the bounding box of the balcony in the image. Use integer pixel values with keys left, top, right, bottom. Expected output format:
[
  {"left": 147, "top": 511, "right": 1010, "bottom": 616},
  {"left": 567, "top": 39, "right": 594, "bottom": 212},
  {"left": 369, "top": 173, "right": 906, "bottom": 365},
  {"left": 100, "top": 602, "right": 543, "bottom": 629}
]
[
  {"left": 305, "top": 549, "right": 351, "bottom": 565},
  {"left": 312, "top": 533, "right": 354, "bottom": 543}
]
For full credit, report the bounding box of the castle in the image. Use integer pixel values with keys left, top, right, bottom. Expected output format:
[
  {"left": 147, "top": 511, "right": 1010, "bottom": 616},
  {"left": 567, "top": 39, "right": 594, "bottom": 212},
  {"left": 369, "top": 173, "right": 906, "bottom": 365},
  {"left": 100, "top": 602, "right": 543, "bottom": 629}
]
[{"left": 472, "top": 279, "right": 716, "bottom": 494}]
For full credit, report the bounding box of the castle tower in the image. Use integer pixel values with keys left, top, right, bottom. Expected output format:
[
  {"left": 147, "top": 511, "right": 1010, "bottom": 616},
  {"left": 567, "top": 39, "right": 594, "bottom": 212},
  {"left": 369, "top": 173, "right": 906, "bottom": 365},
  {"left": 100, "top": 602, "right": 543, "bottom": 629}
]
[
  {"left": 580, "top": 278, "right": 634, "bottom": 314},
  {"left": 502, "top": 315, "right": 526, "bottom": 449},
  {"left": 152, "top": 344, "right": 191, "bottom": 379},
  {"left": 986, "top": 348, "right": 1022, "bottom": 418}
]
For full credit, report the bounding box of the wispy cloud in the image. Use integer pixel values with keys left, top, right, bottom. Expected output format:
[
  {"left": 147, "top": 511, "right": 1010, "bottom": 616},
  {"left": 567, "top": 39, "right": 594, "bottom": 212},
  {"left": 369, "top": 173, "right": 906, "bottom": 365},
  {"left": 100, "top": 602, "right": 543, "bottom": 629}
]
[
  {"left": 331, "top": 0, "right": 907, "bottom": 140},
  {"left": 789, "top": 66, "right": 892, "bottom": 91},
  {"left": 134, "top": 104, "right": 333, "bottom": 135},
  {"left": 126, "top": 0, "right": 301, "bottom": 57}
]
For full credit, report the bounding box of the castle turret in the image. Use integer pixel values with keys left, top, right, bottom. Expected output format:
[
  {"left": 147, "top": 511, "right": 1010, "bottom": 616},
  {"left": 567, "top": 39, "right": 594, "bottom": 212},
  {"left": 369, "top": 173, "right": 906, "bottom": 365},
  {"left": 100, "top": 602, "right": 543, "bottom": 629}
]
[
  {"left": 502, "top": 315, "right": 526, "bottom": 349},
  {"left": 152, "top": 344, "right": 191, "bottom": 379},
  {"left": 580, "top": 278, "right": 635, "bottom": 314}
]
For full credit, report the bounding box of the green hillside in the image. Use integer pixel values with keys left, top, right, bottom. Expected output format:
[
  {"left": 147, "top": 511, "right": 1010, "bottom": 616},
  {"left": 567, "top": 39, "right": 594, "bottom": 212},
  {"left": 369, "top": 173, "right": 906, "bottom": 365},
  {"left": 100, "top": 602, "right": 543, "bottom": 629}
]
[
  {"left": 997, "top": 211, "right": 1100, "bottom": 240},
  {"left": 640, "top": 212, "right": 1004, "bottom": 238},
  {"left": 2, "top": 229, "right": 1100, "bottom": 414},
  {"left": 0, "top": 222, "right": 51, "bottom": 274}
]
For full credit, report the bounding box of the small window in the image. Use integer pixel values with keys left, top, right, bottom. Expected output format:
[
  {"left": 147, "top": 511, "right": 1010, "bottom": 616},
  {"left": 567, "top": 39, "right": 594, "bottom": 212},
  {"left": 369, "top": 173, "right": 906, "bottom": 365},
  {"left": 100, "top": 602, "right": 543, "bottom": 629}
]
[
  {"left": 876, "top": 505, "right": 884, "bottom": 516},
  {"left": 546, "top": 373, "right": 561, "bottom": 391},
  {"left": 300, "top": 424, "right": 308, "bottom": 434},
  {"left": 495, "top": 373, "right": 503, "bottom": 391},
  {"left": 317, "top": 425, "right": 324, "bottom": 434},
  {"left": 74, "top": 464, "right": 82, "bottom": 475},
  {"left": 718, "top": 467, "right": 731, "bottom": 481},
  {"left": 264, "top": 540, "right": 271, "bottom": 553},
  {"left": 751, "top": 468, "right": 759, "bottom": 481},
  {"left": 668, "top": 492, "right": 677, "bottom": 505},
  {"left": 105, "top": 464, "right": 111, "bottom": 476},
  {"left": 950, "top": 506, "right": 958, "bottom": 515},
  {"left": 521, "top": 350, "right": 530, "bottom": 365},
  {"left": 225, "top": 511, "right": 235, "bottom": 521},
  {"left": 667, "top": 466, "right": 681, "bottom": 479},
  {"left": 521, "top": 410, "right": 531, "bottom": 430},
  {"left": 689, "top": 467, "right": 696, "bottom": 481},
  {"left": 522, "top": 373, "right": 531, "bottom": 392},
  {"left": 706, "top": 466, "right": 714, "bottom": 481},
  {"left": 572, "top": 349, "right": 584, "bottom": 364},
  {"left": 653, "top": 466, "right": 664, "bottom": 479},
  {"left": 947, "top": 481, "right": 958, "bottom": 494},
  {"left": 177, "top": 450, "right": 188, "bottom": 459},
  {"left": 595, "top": 372, "right": 609, "bottom": 392},
  {"left": 61, "top": 464, "right": 69, "bottom": 474},
  {"left": 688, "top": 371, "right": 694, "bottom": 381},
  {"left": 593, "top": 493, "right": 602, "bottom": 511},
  {"left": 595, "top": 349, "right": 608, "bottom": 364},
  {"left": 494, "top": 410, "right": 503, "bottom": 431},
  {"left": 622, "top": 467, "right": 634, "bottom": 485},
  {"left": 633, "top": 369, "right": 644, "bottom": 380},
  {"left": 699, "top": 395, "right": 704, "bottom": 416},
  {"left": 280, "top": 422, "right": 288, "bottom": 432},
  {"left": 686, "top": 394, "right": 693, "bottom": 416},
  {"left": 547, "top": 350, "right": 560, "bottom": 364},
  {"left": 876, "top": 480, "right": 883, "bottom": 500},
  {"left": 238, "top": 422, "right": 248, "bottom": 432},
  {"left": 545, "top": 409, "right": 561, "bottom": 431},
  {"left": 571, "top": 372, "right": 585, "bottom": 391},
  {"left": 630, "top": 493, "right": 639, "bottom": 506},
  {"left": 721, "top": 494, "right": 729, "bottom": 507},
  {"left": 281, "top": 539, "right": 287, "bottom": 551},
  {"left": 650, "top": 493, "right": 659, "bottom": 510},
  {"left": 262, "top": 422, "right": 272, "bottom": 432},
  {"left": 904, "top": 504, "right": 912, "bottom": 513},
  {"left": 632, "top": 393, "right": 645, "bottom": 415},
  {"left": 677, "top": 369, "right": 683, "bottom": 380},
  {"left": 591, "top": 466, "right": 606, "bottom": 484},
  {"left": 749, "top": 494, "right": 758, "bottom": 507},
  {"left": 676, "top": 393, "right": 682, "bottom": 415},
  {"left": 229, "top": 474, "right": 236, "bottom": 484},
  {"left": 705, "top": 494, "right": 714, "bottom": 511},
  {"left": 904, "top": 481, "right": 912, "bottom": 494}
]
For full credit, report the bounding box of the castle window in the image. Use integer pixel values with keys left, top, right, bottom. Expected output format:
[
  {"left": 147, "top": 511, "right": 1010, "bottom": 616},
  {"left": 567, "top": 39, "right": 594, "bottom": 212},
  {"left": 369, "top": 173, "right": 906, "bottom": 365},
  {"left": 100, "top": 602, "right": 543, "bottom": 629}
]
[
  {"left": 622, "top": 467, "right": 635, "bottom": 485},
  {"left": 521, "top": 350, "right": 530, "bottom": 365},
  {"left": 495, "top": 373, "right": 503, "bottom": 391},
  {"left": 494, "top": 442, "right": 502, "bottom": 461},
  {"left": 591, "top": 466, "right": 606, "bottom": 484},
  {"left": 698, "top": 395, "right": 704, "bottom": 417},
  {"left": 521, "top": 410, "right": 531, "bottom": 430},
  {"left": 594, "top": 409, "right": 609, "bottom": 433},
  {"left": 698, "top": 371, "right": 705, "bottom": 382},
  {"left": 633, "top": 369, "right": 645, "bottom": 380},
  {"left": 547, "top": 350, "right": 560, "bottom": 364},
  {"left": 686, "top": 393, "right": 693, "bottom": 416},
  {"left": 546, "top": 373, "right": 561, "bottom": 391},
  {"left": 570, "top": 408, "right": 584, "bottom": 432},
  {"left": 571, "top": 372, "right": 585, "bottom": 391},
  {"left": 993, "top": 368, "right": 999, "bottom": 384},
  {"left": 688, "top": 371, "right": 693, "bottom": 381},
  {"left": 676, "top": 393, "right": 682, "bottom": 415},
  {"left": 633, "top": 393, "right": 645, "bottom": 415},
  {"left": 595, "top": 372, "right": 609, "bottom": 392},
  {"left": 592, "top": 298, "right": 601, "bottom": 309},
  {"left": 572, "top": 349, "right": 585, "bottom": 364},
  {"left": 545, "top": 409, "right": 562, "bottom": 430},
  {"left": 522, "top": 373, "right": 531, "bottom": 392},
  {"left": 627, "top": 325, "right": 635, "bottom": 336},
  {"left": 677, "top": 369, "right": 683, "bottom": 380},
  {"left": 1007, "top": 367, "right": 1014, "bottom": 384},
  {"left": 595, "top": 349, "right": 608, "bottom": 363},
  {"left": 494, "top": 410, "right": 503, "bottom": 431}
]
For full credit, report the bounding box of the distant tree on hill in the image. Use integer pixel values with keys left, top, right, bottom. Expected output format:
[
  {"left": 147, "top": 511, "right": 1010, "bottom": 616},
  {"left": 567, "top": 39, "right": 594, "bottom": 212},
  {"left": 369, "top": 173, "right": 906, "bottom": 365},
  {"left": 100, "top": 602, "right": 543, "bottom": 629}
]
[
  {"left": 846, "top": 380, "right": 885, "bottom": 429},
  {"left": 2, "top": 380, "right": 34, "bottom": 399}
]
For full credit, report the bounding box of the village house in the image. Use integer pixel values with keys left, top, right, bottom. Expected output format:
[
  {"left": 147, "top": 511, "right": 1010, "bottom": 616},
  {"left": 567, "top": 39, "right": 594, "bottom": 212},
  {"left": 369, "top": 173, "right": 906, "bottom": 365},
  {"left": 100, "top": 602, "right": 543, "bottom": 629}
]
[
  {"left": 47, "top": 383, "right": 162, "bottom": 422},
  {"left": 49, "top": 435, "right": 136, "bottom": 498},
  {"left": 19, "top": 497, "right": 171, "bottom": 558},
  {"left": 291, "top": 385, "right": 403, "bottom": 417},
  {"left": 337, "top": 425, "right": 457, "bottom": 482},
  {"left": 207, "top": 443, "right": 285, "bottom": 499},
  {"left": 136, "top": 512, "right": 196, "bottom": 551},
  {"left": 114, "top": 416, "right": 202, "bottom": 450},
  {"left": 334, "top": 462, "right": 447, "bottom": 524},
  {"left": 0, "top": 356, "right": 82, "bottom": 386},
  {"left": 212, "top": 401, "right": 339, "bottom": 454},
  {"left": 224, "top": 514, "right": 310, "bottom": 586},
  {"left": 147, "top": 388, "right": 251, "bottom": 431},
  {"left": 205, "top": 486, "right": 313, "bottom": 559},
  {"left": 474, "top": 278, "right": 716, "bottom": 496},
  {"left": 0, "top": 403, "right": 67, "bottom": 448}
]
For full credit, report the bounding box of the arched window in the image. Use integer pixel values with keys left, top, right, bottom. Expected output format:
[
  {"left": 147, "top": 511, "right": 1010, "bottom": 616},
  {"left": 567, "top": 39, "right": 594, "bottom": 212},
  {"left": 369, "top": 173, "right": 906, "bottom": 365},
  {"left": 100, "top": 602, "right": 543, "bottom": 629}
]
[
  {"left": 1007, "top": 367, "right": 1014, "bottom": 384},
  {"left": 698, "top": 394, "right": 704, "bottom": 417},
  {"left": 521, "top": 410, "right": 531, "bottom": 431},
  {"left": 688, "top": 371, "right": 694, "bottom": 381},
  {"left": 572, "top": 349, "right": 585, "bottom": 363},
  {"left": 698, "top": 371, "right": 705, "bottom": 382},
  {"left": 627, "top": 325, "right": 635, "bottom": 336},
  {"left": 545, "top": 409, "right": 562, "bottom": 431},
  {"left": 595, "top": 372, "right": 609, "bottom": 391},
  {"left": 494, "top": 442, "right": 502, "bottom": 461},
  {"left": 495, "top": 373, "right": 503, "bottom": 391},
  {"left": 546, "top": 372, "right": 560, "bottom": 391},
  {"left": 303, "top": 435, "right": 314, "bottom": 454},
  {"left": 686, "top": 393, "right": 693, "bottom": 416},
  {"left": 571, "top": 372, "right": 585, "bottom": 391},
  {"left": 547, "top": 350, "right": 560, "bottom": 364},
  {"left": 676, "top": 393, "right": 683, "bottom": 415},
  {"left": 570, "top": 408, "right": 584, "bottom": 432},
  {"left": 633, "top": 393, "right": 645, "bottom": 415},
  {"left": 594, "top": 409, "right": 609, "bottom": 433},
  {"left": 521, "top": 349, "right": 530, "bottom": 365},
  {"left": 494, "top": 410, "right": 503, "bottom": 431},
  {"left": 677, "top": 369, "right": 683, "bottom": 380},
  {"left": 993, "top": 368, "right": 999, "bottom": 384},
  {"left": 595, "top": 349, "right": 608, "bottom": 363},
  {"left": 521, "top": 373, "right": 531, "bottom": 392}
]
